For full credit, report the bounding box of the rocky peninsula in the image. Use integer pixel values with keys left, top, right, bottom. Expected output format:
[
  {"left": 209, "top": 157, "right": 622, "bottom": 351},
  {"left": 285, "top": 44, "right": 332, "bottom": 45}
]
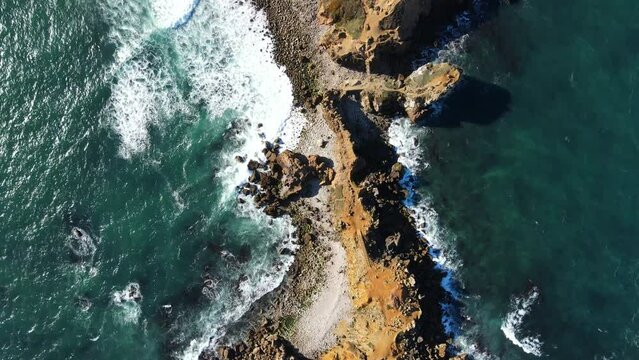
[{"left": 202, "top": 1, "right": 468, "bottom": 359}]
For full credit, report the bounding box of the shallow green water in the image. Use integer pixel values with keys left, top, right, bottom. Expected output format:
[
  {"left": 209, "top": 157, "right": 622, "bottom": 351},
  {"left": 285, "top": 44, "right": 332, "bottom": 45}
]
[
  {"left": 418, "top": 0, "right": 639, "bottom": 358},
  {"left": 0, "top": 1, "right": 297, "bottom": 359}
]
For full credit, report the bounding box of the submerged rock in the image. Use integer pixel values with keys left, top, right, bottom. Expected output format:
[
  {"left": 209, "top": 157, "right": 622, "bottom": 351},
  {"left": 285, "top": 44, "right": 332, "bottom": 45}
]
[{"left": 67, "top": 226, "right": 97, "bottom": 261}]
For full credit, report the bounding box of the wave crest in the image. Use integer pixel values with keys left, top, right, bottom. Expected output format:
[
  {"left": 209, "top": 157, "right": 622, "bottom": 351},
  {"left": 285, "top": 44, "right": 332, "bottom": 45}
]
[{"left": 501, "top": 286, "right": 544, "bottom": 357}]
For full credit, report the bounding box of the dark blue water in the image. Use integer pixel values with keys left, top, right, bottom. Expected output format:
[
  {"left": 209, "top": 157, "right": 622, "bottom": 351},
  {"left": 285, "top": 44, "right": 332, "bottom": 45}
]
[{"left": 417, "top": 0, "right": 639, "bottom": 358}]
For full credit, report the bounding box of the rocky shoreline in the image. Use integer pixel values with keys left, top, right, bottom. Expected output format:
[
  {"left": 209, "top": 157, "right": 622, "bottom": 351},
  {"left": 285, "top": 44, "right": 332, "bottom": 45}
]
[{"left": 201, "top": 1, "right": 470, "bottom": 359}]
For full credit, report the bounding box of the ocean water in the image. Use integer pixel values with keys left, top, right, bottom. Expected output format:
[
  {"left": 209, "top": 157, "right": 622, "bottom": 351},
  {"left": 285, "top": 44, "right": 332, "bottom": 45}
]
[
  {"left": 0, "top": 1, "right": 304, "bottom": 359},
  {"left": 393, "top": 0, "right": 639, "bottom": 359},
  {"left": 5, "top": 0, "right": 639, "bottom": 359}
]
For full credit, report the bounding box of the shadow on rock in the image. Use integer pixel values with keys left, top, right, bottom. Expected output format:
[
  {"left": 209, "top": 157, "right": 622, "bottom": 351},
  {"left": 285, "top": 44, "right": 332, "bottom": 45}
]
[{"left": 420, "top": 76, "right": 511, "bottom": 127}]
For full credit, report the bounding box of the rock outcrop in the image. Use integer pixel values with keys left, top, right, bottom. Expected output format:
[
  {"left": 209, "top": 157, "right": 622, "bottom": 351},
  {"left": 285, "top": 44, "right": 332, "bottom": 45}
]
[
  {"left": 318, "top": 91, "right": 455, "bottom": 359},
  {"left": 319, "top": 0, "right": 466, "bottom": 72},
  {"left": 205, "top": 323, "right": 306, "bottom": 360},
  {"left": 242, "top": 145, "right": 335, "bottom": 217},
  {"left": 340, "top": 62, "right": 461, "bottom": 121}
]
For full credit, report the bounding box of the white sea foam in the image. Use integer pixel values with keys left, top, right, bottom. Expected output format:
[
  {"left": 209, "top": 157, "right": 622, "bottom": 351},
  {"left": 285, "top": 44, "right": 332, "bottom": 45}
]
[
  {"left": 179, "top": 206, "right": 298, "bottom": 360},
  {"left": 108, "top": 58, "right": 183, "bottom": 158},
  {"left": 68, "top": 227, "right": 97, "bottom": 260},
  {"left": 388, "top": 118, "right": 461, "bottom": 271},
  {"left": 99, "top": 0, "right": 153, "bottom": 66},
  {"left": 388, "top": 117, "right": 461, "bottom": 318},
  {"left": 112, "top": 283, "right": 143, "bottom": 324},
  {"left": 103, "top": 0, "right": 295, "bottom": 191},
  {"left": 151, "top": 0, "right": 200, "bottom": 29},
  {"left": 102, "top": 0, "right": 300, "bottom": 357},
  {"left": 415, "top": 0, "right": 492, "bottom": 66},
  {"left": 169, "top": 0, "right": 295, "bottom": 200},
  {"left": 501, "top": 287, "right": 544, "bottom": 357}
]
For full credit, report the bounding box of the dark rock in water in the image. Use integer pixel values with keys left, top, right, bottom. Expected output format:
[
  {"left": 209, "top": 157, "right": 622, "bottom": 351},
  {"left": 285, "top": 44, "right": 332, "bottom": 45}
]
[
  {"left": 75, "top": 295, "right": 92, "bottom": 312},
  {"left": 68, "top": 226, "right": 96, "bottom": 262},
  {"left": 247, "top": 160, "right": 261, "bottom": 171},
  {"left": 127, "top": 283, "right": 143, "bottom": 302},
  {"left": 113, "top": 283, "right": 143, "bottom": 304},
  {"left": 160, "top": 304, "right": 172, "bottom": 316},
  {"left": 279, "top": 247, "right": 294, "bottom": 256},
  {"left": 241, "top": 184, "right": 258, "bottom": 196},
  {"left": 72, "top": 227, "right": 85, "bottom": 239},
  {"left": 248, "top": 171, "right": 260, "bottom": 183},
  {"left": 235, "top": 155, "right": 245, "bottom": 163},
  {"left": 237, "top": 244, "right": 252, "bottom": 263},
  {"left": 203, "top": 278, "right": 218, "bottom": 289}
]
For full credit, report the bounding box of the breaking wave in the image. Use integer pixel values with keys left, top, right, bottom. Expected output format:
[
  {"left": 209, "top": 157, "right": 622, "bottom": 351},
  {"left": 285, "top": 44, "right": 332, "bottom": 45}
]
[
  {"left": 151, "top": 0, "right": 201, "bottom": 29},
  {"left": 501, "top": 287, "right": 544, "bottom": 357},
  {"left": 99, "top": 0, "right": 301, "bottom": 358},
  {"left": 416, "top": 0, "right": 496, "bottom": 65},
  {"left": 101, "top": 0, "right": 298, "bottom": 196}
]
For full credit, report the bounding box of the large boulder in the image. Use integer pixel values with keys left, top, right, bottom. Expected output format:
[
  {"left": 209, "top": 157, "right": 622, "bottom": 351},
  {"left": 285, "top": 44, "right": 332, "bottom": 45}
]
[
  {"left": 276, "top": 150, "right": 313, "bottom": 199},
  {"left": 402, "top": 62, "right": 461, "bottom": 121},
  {"left": 243, "top": 149, "right": 335, "bottom": 217}
]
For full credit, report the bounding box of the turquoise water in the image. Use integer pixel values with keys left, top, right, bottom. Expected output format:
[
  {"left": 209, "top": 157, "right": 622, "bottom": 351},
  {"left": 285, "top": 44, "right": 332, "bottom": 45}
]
[
  {"left": 5, "top": 0, "right": 639, "bottom": 359},
  {"left": 414, "top": 0, "right": 639, "bottom": 358},
  {"left": 0, "top": 1, "right": 298, "bottom": 359}
]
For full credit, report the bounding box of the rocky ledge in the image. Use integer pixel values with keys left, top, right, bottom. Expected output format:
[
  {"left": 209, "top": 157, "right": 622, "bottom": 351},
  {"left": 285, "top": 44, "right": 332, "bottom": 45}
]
[
  {"left": 319, "top": 0, "right": 467, "bottom": 73},
  {"left": 341, "top": 62, "right": 461, "bottom": 122}
]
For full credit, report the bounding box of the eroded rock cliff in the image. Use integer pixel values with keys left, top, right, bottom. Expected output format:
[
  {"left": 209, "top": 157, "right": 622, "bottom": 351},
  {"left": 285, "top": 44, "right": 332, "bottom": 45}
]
[{"left": 319, "top": 0, "right": 466, "bottom": 73}]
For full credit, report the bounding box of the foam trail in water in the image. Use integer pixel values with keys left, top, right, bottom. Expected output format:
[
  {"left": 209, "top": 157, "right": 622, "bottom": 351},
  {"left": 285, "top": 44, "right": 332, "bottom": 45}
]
[
  {"left": 173, "top": 4, "right": 299, "bottom": 356},
  {"left": 415, "top": 0, "right": 497, "bottom": 66},
  {"left": 388, "top": 118, "right": 461, "bottom": 324},
  {"left": 101, "top": 0, "right": 296, "bottom": 187},
  {"left": 169, "top": 0, "right": 296, "bottom": 202},
  {"left": 179, "top": 218, "right": 297, "bottom": 360},
  {"left": 501, "top": 287, "right": 544, "bottom": 357}
]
